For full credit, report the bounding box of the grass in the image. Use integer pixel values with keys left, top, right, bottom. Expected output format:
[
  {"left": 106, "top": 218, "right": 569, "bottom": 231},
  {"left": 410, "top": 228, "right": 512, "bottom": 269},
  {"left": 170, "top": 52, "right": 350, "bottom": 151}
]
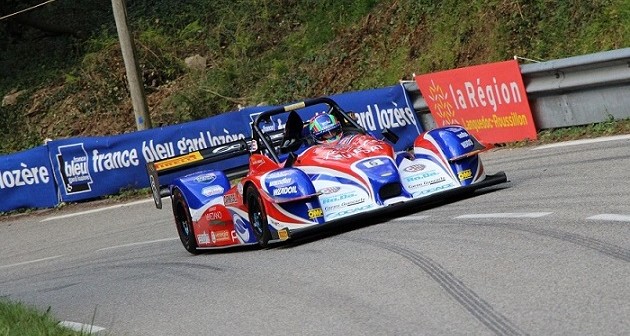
[
  {"left": 2, "top": 0, "right": 628, "bottom": 154},
  {"left": 0, "top": 299, "right": 84, "bottom": 336}
]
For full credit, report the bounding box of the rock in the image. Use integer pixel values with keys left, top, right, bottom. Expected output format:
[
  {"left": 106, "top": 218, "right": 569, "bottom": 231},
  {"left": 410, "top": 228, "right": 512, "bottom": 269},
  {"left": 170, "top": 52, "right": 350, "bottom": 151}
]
[
  {"left": 184, "top": 54, "right": 207, "bottom": 72},
  {"left": 2, "top": 89, "right": 26, "bottom": 107}
]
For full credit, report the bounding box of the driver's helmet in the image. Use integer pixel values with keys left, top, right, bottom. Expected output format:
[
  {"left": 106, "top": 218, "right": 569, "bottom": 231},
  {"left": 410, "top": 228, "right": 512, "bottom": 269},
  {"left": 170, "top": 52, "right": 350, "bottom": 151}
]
[{"left": 309, "top": 113, "right": 342, "bottom": 144}]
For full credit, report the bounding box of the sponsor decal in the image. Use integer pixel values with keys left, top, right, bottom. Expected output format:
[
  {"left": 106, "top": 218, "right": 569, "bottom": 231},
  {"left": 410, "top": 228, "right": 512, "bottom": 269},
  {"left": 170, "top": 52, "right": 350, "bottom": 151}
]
[
  {"left": 267, "top": 170, "right": 292, "bottom": 179},
  {"left": 195, "top": 173, "right": 217, "bottom": 183},
  {"left": 405, "top": 171, "right": 439, "bottom": 182},
  {"left": 308, "top": 208, "right": 324, "bottom": 219},
  {"left": 456, "top": 131, "right": 469, "bottom": 139},
  {"left": 403, "top": 164, "right": 426, "bottom": 173},
  {"left": 251, "top": 157, "right": 265, "bottom": 166},
  {"left": 56, "top": 144, "right": 93, "bottom": 194},
  {"left": 278, "top": 229, "right": 289, "bottom": 241},
  {"left": 211, "top": 230, "right": 232, "bottom": 243},
  {"left": 223, "top": 194, "right": 238, "bottom": 205},
  {"left": 458, "top": 169, "right": 473, "bottom": 181},
  {"left": 323, "top": 198, "right": 366, "bottom": 212},
  {"left": 205, "top": 209, "right": 223, "bottom": 221},
  {"left": 414, "top": 183, "right": 455, "bottom": 196},
  {"left": 461, "top": 139, "right": 474, "bottom": 149},
  {"left": 209, "top": 141, "right": 245, "bottom": 155},
  {"left": 268, "top": 177, "right": 293, "bottom": 187},
  {"left": 323, "top": 144, "right": 385, "bottom": 161},
  {"left": 408, "top": 177, "right": 446, "bottom": 189},
  {"left": 318, "top": 186, "right": 341, "bottom": 194},
  {"left": 272, "top": 185, "right": 298, "bottom": 196},
  {"left": 362, "top": 158, "right": 386, "bottom": 168},
  {"left": 233, "top": 215, "right": 250, "bottom": 242},
  {"left": 343, "top": 198, "right": 365, "bottom": 206},
  {"left": 321, "top": 192, "right": 358, "bottom": 204},
  {"left": 327, "top": 204, "right": 374, "bottom": 219},
  {"left": 197, "top": 232, "right": 210, "bottom": 244},
  {"left": 201, "top": 185, "right": 224, "bottom": 197},
  {"left": 154, "top": 152, "right": 203, "bottom": 171}
]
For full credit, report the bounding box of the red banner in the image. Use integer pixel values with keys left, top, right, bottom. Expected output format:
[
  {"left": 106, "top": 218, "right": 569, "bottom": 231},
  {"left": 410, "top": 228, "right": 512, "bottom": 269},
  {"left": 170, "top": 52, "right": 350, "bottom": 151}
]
[{"left": 414, "top": 60, "right": 537, "bottom": 143}]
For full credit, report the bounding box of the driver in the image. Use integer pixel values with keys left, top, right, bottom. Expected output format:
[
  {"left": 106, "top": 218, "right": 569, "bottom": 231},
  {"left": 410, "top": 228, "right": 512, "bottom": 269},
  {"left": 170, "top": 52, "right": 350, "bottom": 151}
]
[{"left": 308, "top": 113, "right": 343, "bottom": 144}]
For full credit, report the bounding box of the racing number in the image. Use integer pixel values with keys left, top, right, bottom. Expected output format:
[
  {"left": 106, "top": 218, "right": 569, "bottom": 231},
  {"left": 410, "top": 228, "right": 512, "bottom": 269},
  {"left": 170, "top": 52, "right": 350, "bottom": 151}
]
[{"left": 363, "top": 158, "right": 385, "bottom": 168}]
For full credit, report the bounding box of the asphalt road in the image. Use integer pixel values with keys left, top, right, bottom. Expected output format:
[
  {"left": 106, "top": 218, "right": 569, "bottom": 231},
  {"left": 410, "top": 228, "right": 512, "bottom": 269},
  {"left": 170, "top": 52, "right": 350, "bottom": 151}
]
[{"left": 1, "top": 136, "right": 629, "bottom": 336}]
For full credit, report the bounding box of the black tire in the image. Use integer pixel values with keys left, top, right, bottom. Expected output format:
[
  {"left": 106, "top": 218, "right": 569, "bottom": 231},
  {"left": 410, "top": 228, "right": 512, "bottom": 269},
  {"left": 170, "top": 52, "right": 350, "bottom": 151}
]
[
  {"left": 246, "top": 187, "right": 271, "bottom": 248},
  {"left": 171, "top": 188, "right": 200, "bottom": 254}
]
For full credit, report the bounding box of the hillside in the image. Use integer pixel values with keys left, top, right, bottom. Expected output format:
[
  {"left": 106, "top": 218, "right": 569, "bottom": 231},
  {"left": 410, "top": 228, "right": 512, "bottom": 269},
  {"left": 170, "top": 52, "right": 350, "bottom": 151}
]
[{"left": 1, "top": 0, "right": 629, "bottom": 154}]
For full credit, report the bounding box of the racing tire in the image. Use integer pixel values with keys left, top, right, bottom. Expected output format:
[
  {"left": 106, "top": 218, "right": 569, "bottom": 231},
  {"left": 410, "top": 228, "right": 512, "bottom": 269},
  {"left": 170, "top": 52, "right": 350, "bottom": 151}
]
[
  {"left": 246, "top": 187, "right": 271, "bottom": 248},
  {"left": 171, "top": 188, "right": 200, "bottom": 254}
]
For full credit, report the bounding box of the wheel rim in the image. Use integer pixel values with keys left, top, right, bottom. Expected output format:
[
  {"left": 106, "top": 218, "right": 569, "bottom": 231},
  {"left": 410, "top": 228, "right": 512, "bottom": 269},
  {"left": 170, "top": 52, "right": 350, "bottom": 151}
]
[
  {"left": 251, "top": 203, "right": 263, "bottom": 236},
  {"left": 181, "top": 217, "right": 190, "bottom": 236},
  {"left": 177, "top": 204, "right": 190, "bottom": 237}
]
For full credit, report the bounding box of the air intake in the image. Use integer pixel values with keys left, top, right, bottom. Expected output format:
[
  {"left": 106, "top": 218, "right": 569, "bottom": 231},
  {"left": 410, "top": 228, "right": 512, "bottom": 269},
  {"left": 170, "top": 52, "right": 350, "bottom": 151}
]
[{"left": 379, "top": 182, "right": 402, "bottom": 200}]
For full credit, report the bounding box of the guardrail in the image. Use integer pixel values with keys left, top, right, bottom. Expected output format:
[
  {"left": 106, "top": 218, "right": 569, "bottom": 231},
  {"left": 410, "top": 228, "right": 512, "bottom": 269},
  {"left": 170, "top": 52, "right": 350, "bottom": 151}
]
[{"left": 404, "top": 47, "right": 630, "bottom": 131}]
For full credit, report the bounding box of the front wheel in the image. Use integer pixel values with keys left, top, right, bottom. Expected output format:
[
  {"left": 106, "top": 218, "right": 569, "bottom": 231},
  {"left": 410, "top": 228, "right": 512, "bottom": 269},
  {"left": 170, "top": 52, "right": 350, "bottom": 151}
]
[
  {"left": 172, "top": 188, "right": 199, "bottom": 254},
  {"left": 246, "top": 187, "right": 271, "bottom": 248}
]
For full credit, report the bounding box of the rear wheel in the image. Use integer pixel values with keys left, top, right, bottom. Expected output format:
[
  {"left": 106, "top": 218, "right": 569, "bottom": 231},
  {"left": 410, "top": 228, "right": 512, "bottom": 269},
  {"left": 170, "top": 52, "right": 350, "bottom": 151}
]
[
  {"left": 172, "top": 188, "right": 199, "bottom": 254},
  {"left": 246, "top": 187, "right": 271, "bottom": 247}
]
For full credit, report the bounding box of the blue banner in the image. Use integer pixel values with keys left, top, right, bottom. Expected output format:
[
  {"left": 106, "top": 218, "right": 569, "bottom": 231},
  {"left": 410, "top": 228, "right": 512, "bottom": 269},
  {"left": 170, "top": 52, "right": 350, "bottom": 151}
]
[
  {"left": 48, "top": 109, "right": 249, "bottom": 202},
  {"left": 241, "top": 84, "right": 423, "bottom": 151},
  {"left": 0, "top": 146, "right": 58, "bottom": 212},
  {"left": 6, "top": 84, "right": 422, "bottom": 208}
]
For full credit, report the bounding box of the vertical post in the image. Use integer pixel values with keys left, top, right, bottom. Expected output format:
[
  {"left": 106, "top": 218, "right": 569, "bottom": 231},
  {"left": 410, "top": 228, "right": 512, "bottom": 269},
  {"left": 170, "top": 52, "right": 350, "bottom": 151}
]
[{"left": 111, "top": 0, "right": 152, "bottom": 130}]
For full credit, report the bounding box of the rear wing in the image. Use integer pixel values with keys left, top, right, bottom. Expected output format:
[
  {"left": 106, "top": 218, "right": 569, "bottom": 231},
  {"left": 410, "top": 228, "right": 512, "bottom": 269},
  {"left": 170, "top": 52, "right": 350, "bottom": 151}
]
[{"left": 146, "top": 139, "right": 251, "bottom": 209}]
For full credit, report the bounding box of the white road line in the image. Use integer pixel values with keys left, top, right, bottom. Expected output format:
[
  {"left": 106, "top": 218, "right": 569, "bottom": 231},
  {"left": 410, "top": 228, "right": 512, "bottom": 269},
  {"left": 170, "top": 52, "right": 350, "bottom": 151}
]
[
  {"left": 0, "top": 255, "right": 63, "bottom": 269},
  {"left": 40, "top": 198, "right": 154, "bottom": 222},
  {"left": 392, "top": 215, "right": 430, "bottom": 221},
  {"left": 58, "top": 321, "right": 105, "bottom": 334},
  {"left": 532, "top": 134, "right": 630, "bottom": 150},
  {"left": 96, "top": 237, "right": 178, "bottom": 251},
  {"left": 587, "top": 214, "right": 630, "bottom": 222},
  {"left": 455, "top": 212, "right": 553, "bottom": 219}
]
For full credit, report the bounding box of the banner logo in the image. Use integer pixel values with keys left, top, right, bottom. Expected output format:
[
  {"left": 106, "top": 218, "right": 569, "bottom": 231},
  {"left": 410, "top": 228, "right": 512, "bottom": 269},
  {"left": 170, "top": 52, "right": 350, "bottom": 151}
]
[
  {"left": 415, "top": 60, "right": 537, "bottom": 143},
  {"left": 56, "top": 144, "right": 93, "bottom": 194}
]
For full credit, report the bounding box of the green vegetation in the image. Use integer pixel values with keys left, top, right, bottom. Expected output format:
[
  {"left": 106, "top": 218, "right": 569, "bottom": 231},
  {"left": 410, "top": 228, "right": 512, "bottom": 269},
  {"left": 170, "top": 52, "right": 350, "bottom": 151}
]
[
  {"left": 0, "top": 299, "right": 83, "bottom": 335},
  {"left": 1, "top": 0, "right": 629, "bottom": 154}
]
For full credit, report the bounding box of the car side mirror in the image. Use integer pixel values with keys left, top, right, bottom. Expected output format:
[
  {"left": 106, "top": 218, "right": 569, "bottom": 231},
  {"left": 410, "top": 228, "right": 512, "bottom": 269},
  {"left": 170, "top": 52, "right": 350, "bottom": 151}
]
[{"left": 280, "top": 138, "right": 303, "bottom": 154}]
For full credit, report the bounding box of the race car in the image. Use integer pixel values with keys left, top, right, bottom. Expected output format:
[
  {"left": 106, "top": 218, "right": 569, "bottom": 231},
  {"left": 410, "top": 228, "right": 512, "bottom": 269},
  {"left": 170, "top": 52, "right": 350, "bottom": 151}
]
[{"left": 146, "top": 97, "right": 508, "bottom": 254}]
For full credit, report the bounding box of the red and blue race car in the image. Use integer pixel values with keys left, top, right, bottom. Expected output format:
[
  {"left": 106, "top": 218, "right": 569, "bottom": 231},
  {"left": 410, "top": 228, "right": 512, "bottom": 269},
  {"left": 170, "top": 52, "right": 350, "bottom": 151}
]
[{"left": 146, "top": 97, "right": 508, "bottom": 254}]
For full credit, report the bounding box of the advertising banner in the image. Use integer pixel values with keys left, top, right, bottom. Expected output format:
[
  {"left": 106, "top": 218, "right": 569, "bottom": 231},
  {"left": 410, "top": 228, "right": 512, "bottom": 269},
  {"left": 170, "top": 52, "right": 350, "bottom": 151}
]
[
  {"left": 35, "top": 84, "right": 422, "bottom": 205},
  {"left": 414, "top": 60, "right": 537, "bottom": 143},
  {"left": 242, "top": 84, "right": 423, "bottom": 151},
  {"left": 48, "top": 109, "right": 249, "bottom": 202},
  {"left": 0, "top": 146, "right": 58, "bottom": 212}
]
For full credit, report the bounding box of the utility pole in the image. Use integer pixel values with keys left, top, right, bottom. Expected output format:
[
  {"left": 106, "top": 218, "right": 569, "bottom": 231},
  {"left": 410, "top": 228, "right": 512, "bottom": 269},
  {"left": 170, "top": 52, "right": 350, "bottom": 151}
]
[{"left": 111, "top": 0, "right": 152, "bottom": 130}]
